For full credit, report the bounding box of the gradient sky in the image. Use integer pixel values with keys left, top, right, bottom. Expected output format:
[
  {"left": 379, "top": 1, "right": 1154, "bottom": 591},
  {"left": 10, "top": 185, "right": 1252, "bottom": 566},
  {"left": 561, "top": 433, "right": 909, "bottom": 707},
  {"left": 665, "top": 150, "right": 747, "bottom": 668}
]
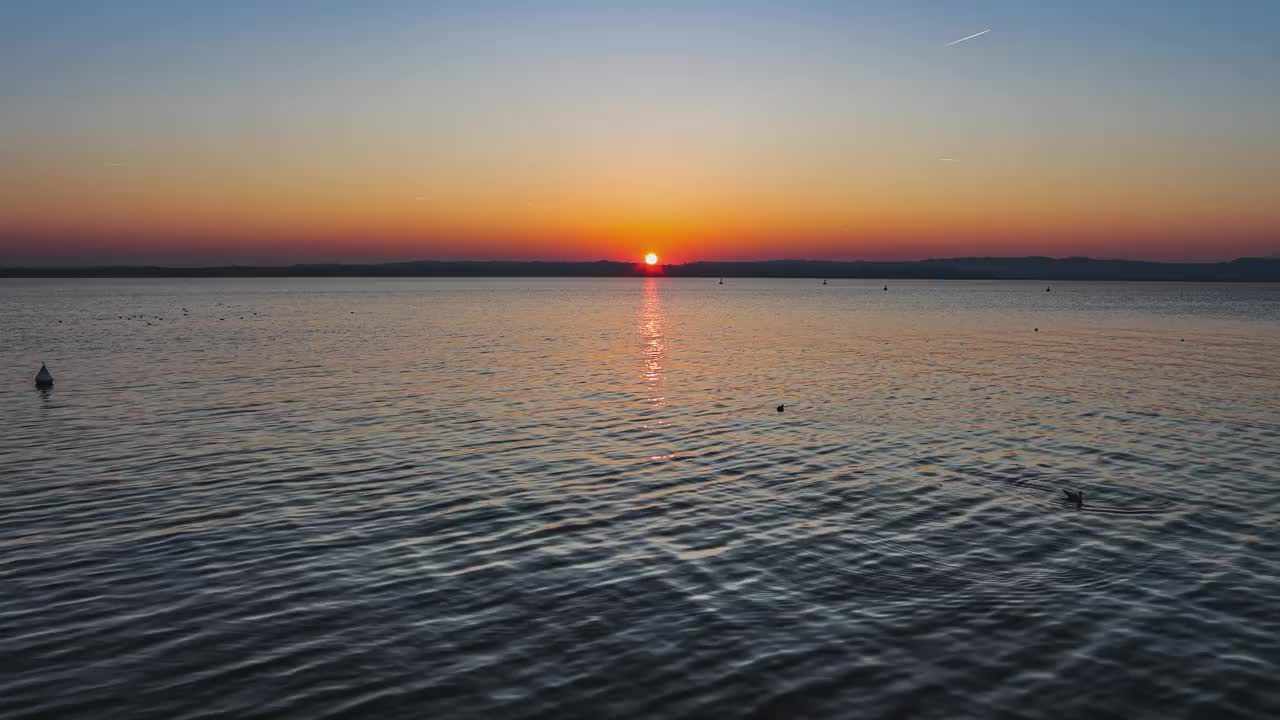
[{"left": 2, "top": 1, "right": 1278, "bottom": 265}]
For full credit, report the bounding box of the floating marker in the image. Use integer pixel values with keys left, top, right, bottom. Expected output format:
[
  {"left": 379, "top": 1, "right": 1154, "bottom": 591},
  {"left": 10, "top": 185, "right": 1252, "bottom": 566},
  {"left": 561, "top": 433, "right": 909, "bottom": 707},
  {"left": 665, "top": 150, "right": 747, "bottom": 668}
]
[
  {"left": 35, "top": 363, "right": 53, "bottom": 388},
  {"left": 1063, "top": 489, "right": 1084, "bottom": 509}
]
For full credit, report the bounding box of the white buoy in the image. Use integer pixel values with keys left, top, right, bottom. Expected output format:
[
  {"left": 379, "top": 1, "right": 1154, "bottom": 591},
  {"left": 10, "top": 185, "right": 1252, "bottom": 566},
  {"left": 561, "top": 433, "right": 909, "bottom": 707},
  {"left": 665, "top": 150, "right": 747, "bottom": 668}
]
[{"left": 35, "top": 363, "right": 53, "bottom": 388}]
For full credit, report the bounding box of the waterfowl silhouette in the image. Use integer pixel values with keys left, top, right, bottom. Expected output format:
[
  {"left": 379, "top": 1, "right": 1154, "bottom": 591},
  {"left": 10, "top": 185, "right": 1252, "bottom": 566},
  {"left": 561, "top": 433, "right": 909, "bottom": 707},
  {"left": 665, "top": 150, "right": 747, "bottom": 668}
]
[
  {"left": 34, "top": 363, "right": 53, "bottom": 388},
  {"left": 882, "top": 284, "right": 888, "bottom": 291},
  {"left": 719, "top": 277, "right": 724, "bottom": 285},
  {"left": 822, "top": 279, "right": 827, "bottom": 285},
  {"left": 1063, "top": 489, "right": 1084, "bottom": 509},
  {"left": 776, "top": 405, "right": 784, "bottom": 413},
  {"left": 1045, "top": 286, "right": 1051, "bottom": 292}
]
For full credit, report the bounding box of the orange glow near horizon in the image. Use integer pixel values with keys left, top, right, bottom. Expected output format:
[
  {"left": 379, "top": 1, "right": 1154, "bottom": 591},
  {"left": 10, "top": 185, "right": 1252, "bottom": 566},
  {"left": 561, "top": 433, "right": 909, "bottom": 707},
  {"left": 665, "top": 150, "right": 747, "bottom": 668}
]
[{"left": 3, "top": 134, "right": 1277, "bottom": 264}]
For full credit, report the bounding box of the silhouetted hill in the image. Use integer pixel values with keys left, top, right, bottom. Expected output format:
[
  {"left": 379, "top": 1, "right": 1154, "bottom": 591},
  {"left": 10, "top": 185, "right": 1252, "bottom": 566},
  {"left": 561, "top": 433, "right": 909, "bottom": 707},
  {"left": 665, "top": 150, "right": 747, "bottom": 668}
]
[
  {"left": 3, "top": 257, "right": 1279, "bottom": 281},
  {"left": 673, "top": 257, "right": 1280, "bottom": 281}
]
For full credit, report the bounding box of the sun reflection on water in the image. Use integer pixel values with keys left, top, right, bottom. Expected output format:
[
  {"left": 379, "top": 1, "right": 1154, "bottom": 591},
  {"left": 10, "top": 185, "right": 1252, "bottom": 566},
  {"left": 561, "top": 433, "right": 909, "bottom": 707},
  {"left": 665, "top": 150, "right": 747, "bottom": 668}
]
[{"left": 639, "top": 277, "right": 666, "bottom": 408}]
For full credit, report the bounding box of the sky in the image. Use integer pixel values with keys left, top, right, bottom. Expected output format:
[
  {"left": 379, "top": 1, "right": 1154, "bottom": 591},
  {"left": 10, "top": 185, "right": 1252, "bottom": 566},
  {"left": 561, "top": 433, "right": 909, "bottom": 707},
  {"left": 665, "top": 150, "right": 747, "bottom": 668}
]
[{"left": 2, "top": 1, "right": 1278, "bottom": 266}]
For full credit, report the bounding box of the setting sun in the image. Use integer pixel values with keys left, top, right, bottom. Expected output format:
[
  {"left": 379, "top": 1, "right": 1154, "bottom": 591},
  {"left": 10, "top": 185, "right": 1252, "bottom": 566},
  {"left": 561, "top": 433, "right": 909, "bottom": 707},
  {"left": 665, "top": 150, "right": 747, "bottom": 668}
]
[{"left": 644, "top": 253, "right": 659, "bottom": 266}]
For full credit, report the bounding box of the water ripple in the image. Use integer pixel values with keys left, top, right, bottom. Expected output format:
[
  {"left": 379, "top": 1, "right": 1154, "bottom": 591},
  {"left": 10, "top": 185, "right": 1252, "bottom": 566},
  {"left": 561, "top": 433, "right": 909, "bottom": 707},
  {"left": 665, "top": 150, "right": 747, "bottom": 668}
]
[{"left": 2, "top": 278, "right": 1278, "bottom": 719}]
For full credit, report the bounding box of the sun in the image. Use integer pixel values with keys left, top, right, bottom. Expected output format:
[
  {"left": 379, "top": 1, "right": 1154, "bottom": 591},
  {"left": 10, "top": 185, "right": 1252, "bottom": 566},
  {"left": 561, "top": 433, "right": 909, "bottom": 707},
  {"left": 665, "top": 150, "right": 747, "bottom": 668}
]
[{"left": 644, "top": 253, "right": 659, "bottom": 266}]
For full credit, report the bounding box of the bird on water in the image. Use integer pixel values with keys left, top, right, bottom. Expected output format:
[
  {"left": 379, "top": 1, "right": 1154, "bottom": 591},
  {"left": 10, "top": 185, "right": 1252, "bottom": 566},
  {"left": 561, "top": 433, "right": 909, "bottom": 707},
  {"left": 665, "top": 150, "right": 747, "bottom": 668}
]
[
  {"left": 776, "top": 404, "right": 784, "bottom": 413},
  {"left": 34, "top": 363, "right": 53, "bottom": 388},
  {"left": 1063, "top": 489, "right": 1084, "bottom": 509}
]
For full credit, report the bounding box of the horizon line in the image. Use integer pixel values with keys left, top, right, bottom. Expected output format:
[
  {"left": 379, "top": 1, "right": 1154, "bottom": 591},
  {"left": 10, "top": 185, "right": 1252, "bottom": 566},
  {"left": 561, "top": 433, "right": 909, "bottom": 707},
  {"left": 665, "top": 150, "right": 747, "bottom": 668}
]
[{"left": 4, "top": 254, "right": 1279, "bottom": 270}]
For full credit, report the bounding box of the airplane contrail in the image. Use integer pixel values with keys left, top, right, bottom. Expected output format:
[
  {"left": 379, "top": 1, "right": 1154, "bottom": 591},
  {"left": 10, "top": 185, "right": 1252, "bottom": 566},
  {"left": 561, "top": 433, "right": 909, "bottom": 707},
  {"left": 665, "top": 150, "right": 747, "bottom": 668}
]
[{"left": 945, "top": 29, "right": 990, "bottom": 46}]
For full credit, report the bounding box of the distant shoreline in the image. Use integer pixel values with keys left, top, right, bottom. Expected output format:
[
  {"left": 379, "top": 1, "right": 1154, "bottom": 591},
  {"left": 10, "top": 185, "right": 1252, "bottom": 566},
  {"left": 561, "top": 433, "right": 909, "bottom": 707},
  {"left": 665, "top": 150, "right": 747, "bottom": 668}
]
[{"left": 2, "top": 257, "right": 1279, "bottom": 282}]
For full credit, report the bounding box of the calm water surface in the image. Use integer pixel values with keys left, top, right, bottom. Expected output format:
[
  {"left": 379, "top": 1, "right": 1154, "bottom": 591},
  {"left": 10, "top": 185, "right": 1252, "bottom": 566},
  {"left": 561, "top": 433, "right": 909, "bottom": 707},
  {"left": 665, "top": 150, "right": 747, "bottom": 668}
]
[{"left": 2, "top": 278, "right": 1279, "bottom": 719}]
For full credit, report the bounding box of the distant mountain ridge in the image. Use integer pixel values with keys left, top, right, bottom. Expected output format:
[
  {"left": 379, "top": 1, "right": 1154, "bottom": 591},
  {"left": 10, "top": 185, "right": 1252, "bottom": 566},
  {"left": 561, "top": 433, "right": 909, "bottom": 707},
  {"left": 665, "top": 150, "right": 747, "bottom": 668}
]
[{"left": 3, "top": 256, "right": 1279, "bottom": 281}]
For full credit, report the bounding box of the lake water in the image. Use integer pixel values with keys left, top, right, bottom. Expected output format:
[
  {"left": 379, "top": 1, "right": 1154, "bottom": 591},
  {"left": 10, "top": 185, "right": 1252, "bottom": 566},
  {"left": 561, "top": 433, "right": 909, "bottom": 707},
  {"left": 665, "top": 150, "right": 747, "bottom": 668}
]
[{"left": 2, "top": 278, "right": 1279, "bottom": 719}]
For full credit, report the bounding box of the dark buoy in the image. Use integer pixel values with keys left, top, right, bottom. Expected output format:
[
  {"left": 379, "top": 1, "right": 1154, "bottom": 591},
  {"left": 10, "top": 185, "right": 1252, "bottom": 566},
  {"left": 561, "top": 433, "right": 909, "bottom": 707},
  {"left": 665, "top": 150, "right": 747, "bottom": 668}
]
[
  {"left": 822, "top": 279, "right": 827, "bottom": 286},
  {"left": 1034, "top": 328, "right": 1039, "bottom": 332},
  {"left": 776, "top": 405, "right": 784, "bottom": 413},
  {"left": 34, "top": 363, "right": 53, "bottom": 388},
  {"left": 1045, "top": 286, "right": 1051, "bottom": 292},
  {"left": 883, "top": 284, "right": 888, "bottom": 291},
  {"left": 1063, "top": 489, "right": 1084, "bottom": 509}
]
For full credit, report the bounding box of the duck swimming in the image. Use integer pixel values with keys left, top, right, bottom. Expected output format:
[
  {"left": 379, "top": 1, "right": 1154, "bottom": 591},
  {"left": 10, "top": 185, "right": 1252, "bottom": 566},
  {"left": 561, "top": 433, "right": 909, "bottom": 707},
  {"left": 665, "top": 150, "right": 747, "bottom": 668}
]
[{"left": 1063, "top": 489, "right": 1084, "bottom": 509}]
